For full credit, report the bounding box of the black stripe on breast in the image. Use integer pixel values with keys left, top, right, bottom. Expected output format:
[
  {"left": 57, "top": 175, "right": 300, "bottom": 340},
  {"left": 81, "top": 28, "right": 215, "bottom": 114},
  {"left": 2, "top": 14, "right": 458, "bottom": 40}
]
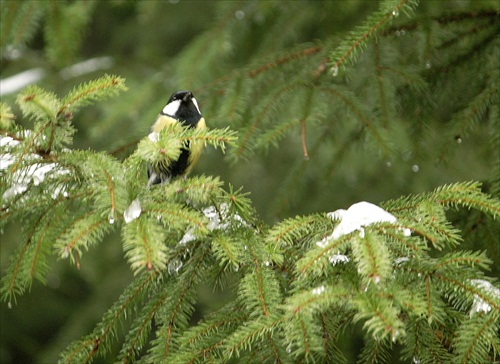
[{"left": 168, "top": 142, "right": 191, "bottom": 177}]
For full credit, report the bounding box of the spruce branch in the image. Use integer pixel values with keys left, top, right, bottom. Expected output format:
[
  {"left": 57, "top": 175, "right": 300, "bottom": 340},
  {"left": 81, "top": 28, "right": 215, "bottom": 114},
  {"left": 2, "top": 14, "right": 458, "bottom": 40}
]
[
  {"left": 440, "top": 80, "right": 496, "bottom": 161},
  {"left": 296, "top": 235, "right": 350, "bottom": 277},
  {"left": 232, "top": 81, "right": 311, "bottom": 161},
  {"left": 59, "top": 74, "right": 128, "bottom": 115},
  {"left": 144, "top": 201, "right": 209, "bottom": 234},
  {"left": 351, "top": 231, "right": 392, "bottom": 284},
  {"left": 1, "top": 206, "right": 50, "bottom": 304},
  {"left": 117, "top": 284, "right": 166, "bottom": 364},
  {"left": 54, "top": 213, "right": 113, "bottom": 266},
  {"left": 44, "top": 1, "right": 96, "bottom": 67},
  {"left": 0, "top": 102, "right": 16, "bottom": 130},
  {"left": 122, "top": 217, "right": 169, "bottom": 274},
  {"left": 58, "top": 272, "right": 157, "bottom": 364},
  {"left": 146, "top": 242, "right": 211, "bottom": 362},
  {"left": 0, "top": 0, "right": 45, "bottom": 49},
  {"left": 330, "top": 0, "right": 419, "bottom": 73},
  {"left": 353, "top": 290, "right": 406, "bottom": 342},
  {"left": 453, "top": 311, "right": 500, "bottom": 364},
  {"left": 382, "top": 182, "right": 500, "bottom": 218},
  {"left": 401, "top": 317, "right": 452, "bottom": 364},
  {"left": 169, "top": 303, "right": 245, "bottom": 363},
  {"left": 238, "top": 265, "right": 279, "bottom": 318},
  {"left": 17, "top": 85, "right": 60, "bottom": 122},
  {"left": 223, "top": 315, "right": 285, "bottom": 359},
  {"left": 318, "top": 86, "right": 390, "bottom": 156},
  {"left": 266, "top": 214, "right": 329, "bottom": 247},
  {"left": 153, "top": 175, "right": 224, "bottom": 206},
  {"left": 133, "top": 124, "right": 237, "bottom": 172},
  {"left": 357, "top": 336, "right": 393, "bottom": 364},
  {"left": 2, "top": 3, "right": 500, "bottom": 357},
  {"left": 247, "top": 46, "right": 323, "bottom": 78}
]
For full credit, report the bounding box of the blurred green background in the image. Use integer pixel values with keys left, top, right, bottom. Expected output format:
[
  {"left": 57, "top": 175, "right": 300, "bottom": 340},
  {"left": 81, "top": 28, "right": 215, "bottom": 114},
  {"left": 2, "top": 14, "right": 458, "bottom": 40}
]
[{"left": 1, "top": 1, "right": 498, "bottom": 363}]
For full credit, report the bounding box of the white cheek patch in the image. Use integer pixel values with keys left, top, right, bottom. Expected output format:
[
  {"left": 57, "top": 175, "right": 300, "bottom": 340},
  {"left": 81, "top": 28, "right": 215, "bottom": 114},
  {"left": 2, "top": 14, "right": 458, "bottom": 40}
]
[
  {"left": 192, "top": 97, "right": 201, "bottom": 114},
  {"left": 162, "top": 99, "right": 181, "bottom": 116}
]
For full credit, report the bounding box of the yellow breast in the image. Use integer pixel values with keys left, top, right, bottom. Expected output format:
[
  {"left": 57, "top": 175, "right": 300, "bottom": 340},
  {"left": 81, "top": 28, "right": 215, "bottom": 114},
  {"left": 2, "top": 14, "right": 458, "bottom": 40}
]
[
  {"left": 151, "top": 114, "right": 206, "bottom": 177},
  {"left": 185, "top": 117, "right": 206, "bottom": 176}
]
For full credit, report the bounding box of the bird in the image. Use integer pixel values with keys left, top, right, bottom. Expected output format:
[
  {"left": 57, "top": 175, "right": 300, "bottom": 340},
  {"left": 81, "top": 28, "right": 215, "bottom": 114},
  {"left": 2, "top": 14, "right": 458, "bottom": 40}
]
[{"left": 147, "top": 90, "right": 206, "bottom": 185}]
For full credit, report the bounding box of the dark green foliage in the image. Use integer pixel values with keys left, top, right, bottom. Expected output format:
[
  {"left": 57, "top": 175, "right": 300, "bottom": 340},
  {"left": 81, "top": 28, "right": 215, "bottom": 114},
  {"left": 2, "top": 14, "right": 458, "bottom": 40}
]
[{"left": 1, "top": 1, "right": 499, "bottom": 364}]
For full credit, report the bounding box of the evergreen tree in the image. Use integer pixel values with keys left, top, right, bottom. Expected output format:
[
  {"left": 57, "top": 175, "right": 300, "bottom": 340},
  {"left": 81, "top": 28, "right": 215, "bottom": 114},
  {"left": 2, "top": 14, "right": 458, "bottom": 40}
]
[{"left": 1, "top": 1, "right": 499, "bottom": 363}]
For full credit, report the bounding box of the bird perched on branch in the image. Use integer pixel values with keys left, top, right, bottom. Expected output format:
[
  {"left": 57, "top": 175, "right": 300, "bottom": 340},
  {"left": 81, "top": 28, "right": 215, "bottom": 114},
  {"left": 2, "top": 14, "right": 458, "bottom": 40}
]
[{"left": 147, "top": 90, "right": 206, "bottom": 185}]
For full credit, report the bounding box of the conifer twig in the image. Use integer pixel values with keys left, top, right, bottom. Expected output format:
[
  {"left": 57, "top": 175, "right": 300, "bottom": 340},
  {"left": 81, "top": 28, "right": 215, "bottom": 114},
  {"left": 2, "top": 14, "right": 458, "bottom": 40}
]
[
  {"left": 331, "top": 0, "right": 418, "bottom": 72},
  {"left": 300, "top": 119, "right": 309, "bottom": 160}
]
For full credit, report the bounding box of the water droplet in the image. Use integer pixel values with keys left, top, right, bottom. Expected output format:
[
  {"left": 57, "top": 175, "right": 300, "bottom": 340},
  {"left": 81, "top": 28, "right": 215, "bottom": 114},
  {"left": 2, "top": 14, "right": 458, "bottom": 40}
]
[
  {"left": 412, "top": 164, "right": 419, "bottom": 173},
  {"left": 61, "top": 248, "right": 70, "bottom": 259},
  {"left": 168, "top": 258, "right": 183, "bottom": 276},
  {"left": 392, "top": 9, "right": 399, "bottom": 16},
  {"left": 244, "top": 245, "right": 248, "bottom": 250},
  {"left": 265, "top": 261, "right": 270, "bottom": 267},
  {"left": 455, "top": 135, "right": 462, "bottom": 143},
  {"left": 108, "top": 209, "right": 115, "bottom": 224},
  {"left": 425, "top": 61, "right": 431, "bottom": 69},
  {"left": 386, "top": 160, "right": 392, "bottom": 167},
  {"left": 235, "top": 10, "right": 245, "bottom": 20},
  {"left": 7, "top": 301, "right": 12, "bottom": 309},
  {"left": 331, "top": 66, "right": 339, "bottom": 77}
]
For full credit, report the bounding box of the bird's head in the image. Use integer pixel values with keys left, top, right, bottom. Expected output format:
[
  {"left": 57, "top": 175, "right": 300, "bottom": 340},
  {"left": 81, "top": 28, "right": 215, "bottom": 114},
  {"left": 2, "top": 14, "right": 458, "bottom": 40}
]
[{"left": 162, "top": 90, "right": 201, "bottom": 120}]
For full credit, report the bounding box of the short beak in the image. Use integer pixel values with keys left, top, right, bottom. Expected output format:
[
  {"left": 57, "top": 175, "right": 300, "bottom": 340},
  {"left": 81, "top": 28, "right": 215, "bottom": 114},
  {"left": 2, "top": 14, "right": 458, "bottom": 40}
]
[{"left": 183, "top": 92, "right": 193, "bottom": 102}]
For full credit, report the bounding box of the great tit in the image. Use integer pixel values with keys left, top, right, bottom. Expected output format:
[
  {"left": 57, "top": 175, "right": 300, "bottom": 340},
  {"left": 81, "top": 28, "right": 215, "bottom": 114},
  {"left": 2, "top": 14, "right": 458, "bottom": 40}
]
[{"left": 147, "top": 90, "right": 206, "bottom": 185}]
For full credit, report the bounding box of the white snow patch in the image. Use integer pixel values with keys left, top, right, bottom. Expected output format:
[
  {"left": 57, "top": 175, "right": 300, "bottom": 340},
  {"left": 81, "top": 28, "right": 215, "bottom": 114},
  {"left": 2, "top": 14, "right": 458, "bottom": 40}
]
[
  {"left": 469, "top": 279, "right": 500, "bottom": 316},
  {"left": 178, "top": 203, "right": 250, "bottom": 245},
  {"left": 394, "top": 257, "right": 410, "bottom": 266},
  {"left": 312, "top": 285, "right": 326, "bottom": 295},
  {"left": 329, "top": 253, "right": 350, "bottom": 265},
  {"left": 330, "top": 201, "right": 397, "bottom": 239},
  {"left": 59, "top": 56, "right": 113, "bottom": 79},
  {"left": 1, "top": 135, "right": 70, "bottom": 200},
  {"left": 124, "top": 198, "right": 142, "bottom": 223},
  {"left": 2, "top": 162, "right": 69, "bottom": 201},
  {"left": 179, "top": 228, "right": 197, "bottom": 244},
  {"left": 316, "top": 201, "right": 407, "bottom": 249},
  {"left": 327, "top": 209, "right": 347, "bottom": 221},
  {"left": 400, "top": 227, "right": 412, "bottom": 237},
  {"left": 0, "top": 68, "right": 45, "bottom": 96},
  {"left": 2, "top": 184, "right": 28, "bottom": 200},
  {"left": 148, "top": 131, "right": 160, "bottom": 142},
  {"left": 0, "top": 136, "right": 20, "bottom": 148},
  {"left": 203, "top": 203, "right": 249, "bottom": 231}
]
